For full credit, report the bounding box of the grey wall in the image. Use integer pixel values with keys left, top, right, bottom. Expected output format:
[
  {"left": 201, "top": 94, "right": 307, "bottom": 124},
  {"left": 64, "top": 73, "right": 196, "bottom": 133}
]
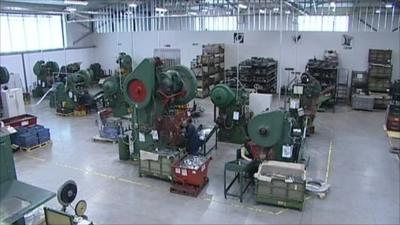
[{"left": 91, "top": 31, "right": 400, "bottom": 86}]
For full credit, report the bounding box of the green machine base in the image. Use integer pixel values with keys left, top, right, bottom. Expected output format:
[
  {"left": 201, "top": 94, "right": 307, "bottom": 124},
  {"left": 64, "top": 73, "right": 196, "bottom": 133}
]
[{"left": 217, "top": 126, "right": 248, "bottom": 144}]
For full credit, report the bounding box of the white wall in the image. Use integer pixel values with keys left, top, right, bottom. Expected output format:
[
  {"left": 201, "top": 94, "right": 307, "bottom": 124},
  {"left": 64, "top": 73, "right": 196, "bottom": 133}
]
[{"left": 91, "top": 31, "right": 400, "bottom": 84}]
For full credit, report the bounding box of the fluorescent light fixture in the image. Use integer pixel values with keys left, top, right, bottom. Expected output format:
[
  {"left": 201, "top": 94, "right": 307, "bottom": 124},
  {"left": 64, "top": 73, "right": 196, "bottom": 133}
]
[
  {"left": 3, "top": 6, "right": 27, "bottom": 11},
  {"left": 128, "top": 3, "right": 137, "bottom": 8},
  {"left": 65, "top": 7, "right": 77, "bottom": 12},
  {"left": 273, "top": 7, "right": 279, "bottom": 13},
  {"left": 259, "top": 9, "right": 266, "bottom": 14},
  {"left": 238, "top": 4, "right": 248, "bottom": 9},
  {"left": 385, "top": 3, "right": 393, "bottom": 8},
  {"left": 155, "top": 7, "right": 168, "bottom": 13},
  {"left": 64, "top": 0, "right": 88, "bottom": 6},
  {"left": 375, "top": 9, "right": 381, "bottom": 14},
  {"left": 285, "top": 10, "right": 291, "bottom": 14}
]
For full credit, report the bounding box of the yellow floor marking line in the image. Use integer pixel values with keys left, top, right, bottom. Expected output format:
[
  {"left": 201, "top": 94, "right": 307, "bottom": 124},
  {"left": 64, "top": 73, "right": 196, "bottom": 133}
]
[
  {"left": 325, "top": 141, "right": 333, "bottom": 183},
  {"left": 23, "top": 154, "right": 289, "bottom": 216}
]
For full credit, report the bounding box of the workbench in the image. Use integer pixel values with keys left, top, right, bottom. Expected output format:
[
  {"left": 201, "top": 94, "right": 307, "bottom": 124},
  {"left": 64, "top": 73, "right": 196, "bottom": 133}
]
[
  {"left": 0, "top": 180, "right": 55, "bottom": 224},
  {"left": 0, "top": 127, "right": 55, "bottom": 225},
  {"left": 224, "top": 159, "right": 257, "bottom": 202},
  {"left": 199, "top": 125, "right": 218, "bottom": 156}
]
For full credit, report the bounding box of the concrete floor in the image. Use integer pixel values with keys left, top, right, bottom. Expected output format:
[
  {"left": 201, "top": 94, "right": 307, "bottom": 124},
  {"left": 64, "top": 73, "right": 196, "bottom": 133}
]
[{"left": 12, "top": 97, "right": 400, "bottom": 224}]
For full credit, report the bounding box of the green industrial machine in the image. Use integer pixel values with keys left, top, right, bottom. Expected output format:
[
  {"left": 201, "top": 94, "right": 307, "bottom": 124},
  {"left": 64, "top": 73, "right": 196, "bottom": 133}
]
[
  {"left": 0, "top": 66, "right": 10, "bottom": 116},
  {"left": 89, "top": 63, "right": 106, "bottom": 83},
  {"left": 210, "top": 82, "right": 252, "bottom": 144},
  {"left": 247, "top": 110, "right": 305, "bottom": 163},
  {"left": 0, "top": 127, "right": 55, "bottom": 225},
  {"left": 0, "top": 66, "right": 10, "bottom": 85},
  {"left": 53, "top": 69, "right": 93, "bottom": 114},
  {"left": 288, "top": 73, "right": 322, "bottom": 135},
  {"left": 32, "top": 60, "right": 59, "bottom": 98},
  {"left": 101, "top": 53, "right": 133, "bottom": 117},
  {"left": 119, "top": 57, "right": 197, "bottom": 161}
]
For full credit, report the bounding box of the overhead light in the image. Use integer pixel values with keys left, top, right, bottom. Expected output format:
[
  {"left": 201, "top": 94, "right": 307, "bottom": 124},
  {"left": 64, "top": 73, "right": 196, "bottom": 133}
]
[
  {"left": 238, "top": 4, "right": 248, "bottom": 9},
  {"left": 285, "top": 10, "right": 291, "bottom": 14},
  {"left": 155, "top": 7, "right": 168, "bottom": 13},
  {"left": 65, "top": 7, "right": 77, "bottom": 12},
  {"left": 188, "top": 12, "right": 197, "bottom": 16},
  {"left": 375, "top": 9, "right": 381, "bottom": 14},
  {"left": 64, "top": 0, "right": 88, "bottom": 6},
  {"left": 259, "top": 9, "right": 266, "bottom": 14},
  {"left": 385, "top": 3, "right": 393, "bottom": 8},
  {"left": 3, "top": 6, "right": 28, "bottom": 11},
  {"left": 273, "top": 7, "right": 279, "bottom": 13},
  {"left": 128, "top": 3, "right": 137, "bottom": 8}
]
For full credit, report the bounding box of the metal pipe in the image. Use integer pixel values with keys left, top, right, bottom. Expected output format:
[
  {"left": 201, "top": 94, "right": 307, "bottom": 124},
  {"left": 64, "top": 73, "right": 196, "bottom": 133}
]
[{"left": 21, "top": 53, "right": 29, "bottom": 93}]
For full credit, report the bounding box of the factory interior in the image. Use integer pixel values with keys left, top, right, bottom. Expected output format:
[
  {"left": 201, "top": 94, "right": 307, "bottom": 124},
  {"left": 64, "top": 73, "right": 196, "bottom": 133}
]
[{"left": 0, "top": 0, "right": 399, "bottom": 224}]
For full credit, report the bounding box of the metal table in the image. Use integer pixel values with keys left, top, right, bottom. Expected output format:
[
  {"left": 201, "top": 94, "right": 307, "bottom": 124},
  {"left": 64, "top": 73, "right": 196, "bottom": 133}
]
[
  {"left": 199, "top": 125, "right": 218, "bottom": 156},
  {"left": 0, "top": 180, "right": 55, "bottom": 225},
  {"left": 224, "top": 159, "right": 257, "bottom": 203}
]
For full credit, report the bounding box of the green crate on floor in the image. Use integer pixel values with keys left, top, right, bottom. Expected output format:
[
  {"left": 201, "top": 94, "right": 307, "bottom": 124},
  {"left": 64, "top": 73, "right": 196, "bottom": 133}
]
[
  {"left": 139, "top": 150, "right": 182, "bottom": 181},
  {"left": 255, "top": 179, "right": 305, "bottom": 211}
]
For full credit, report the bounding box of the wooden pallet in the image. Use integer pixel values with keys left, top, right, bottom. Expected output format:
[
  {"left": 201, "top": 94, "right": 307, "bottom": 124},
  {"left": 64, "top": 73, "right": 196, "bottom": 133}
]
[
  {"left": 56, "top": 112, "right": 73, "bottom": 117},
  {"left": 73, "top": 110, "right": 87, "bottom": 117},
  {"left": 383, "top": 125, "right": 400, "bottom": 152},
  {"left": 16, "top": 140, "right": 52, "bottom": 152},
  {"left": 170, "top": 177, "right": 209, "bottom": 197},
  {"left": 92, "top": 135, "right": 118, "bottom": 144}
]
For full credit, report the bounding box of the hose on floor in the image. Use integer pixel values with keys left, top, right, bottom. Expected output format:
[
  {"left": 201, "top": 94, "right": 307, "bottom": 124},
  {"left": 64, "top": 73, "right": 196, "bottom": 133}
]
[
  {"left": 306, "top": 178, "right": 330, "bottom": 195},
  {"left": 32, "top": 87, "right": 55, "bottom": 107}
]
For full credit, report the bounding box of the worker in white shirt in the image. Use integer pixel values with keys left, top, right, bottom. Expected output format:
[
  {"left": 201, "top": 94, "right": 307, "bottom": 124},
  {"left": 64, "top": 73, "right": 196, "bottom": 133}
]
[{"left": 236, "top": 138, "right": 253, "bottom": 161}]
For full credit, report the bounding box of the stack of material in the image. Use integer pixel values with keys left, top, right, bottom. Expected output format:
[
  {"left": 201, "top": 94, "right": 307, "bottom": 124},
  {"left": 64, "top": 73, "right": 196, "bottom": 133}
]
[
  {"left": 306, "top": 51, "right": 339, "bottom": 109},
  {"left": 225, "top": 57, "right": 278, "bottom": 93},
  {"left": 11, "top": 124, "right": 51, "bottom": 148},
  {"left": 254, "top": 161, "right": 306, "bottom": 210},
  {"left": 191, "top": 44, "right": 225, "bottom": 98},
  {"left": 367, "top": 49, "right": 392, "bottom": 109}
]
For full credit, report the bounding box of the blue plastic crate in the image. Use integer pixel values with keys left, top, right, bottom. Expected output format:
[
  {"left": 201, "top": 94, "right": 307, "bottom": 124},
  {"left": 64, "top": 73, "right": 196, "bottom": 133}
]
[
  {"left": 38, "top": 136, "right": 51, "bottom": 143},
  {"left": 37, "top": 128, "right": 50, "bottom": 139},
  {"left": 15, "top": 132, "right": 38, "bottom": 147},
  {"left": 100, "top": 126, "right": 119, "bottom": 140}
]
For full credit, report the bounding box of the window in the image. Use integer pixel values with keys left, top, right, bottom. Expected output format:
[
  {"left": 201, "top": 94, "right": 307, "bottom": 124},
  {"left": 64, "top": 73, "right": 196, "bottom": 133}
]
[
  {"left": 195, "top": 16, "right": 237, "bottom": 31},
  {"left": 0, "top": 14, "right": 64, "bottom": 53},
  {"left": 298, "top": 15, "right": 349, "bottom": 32}
]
